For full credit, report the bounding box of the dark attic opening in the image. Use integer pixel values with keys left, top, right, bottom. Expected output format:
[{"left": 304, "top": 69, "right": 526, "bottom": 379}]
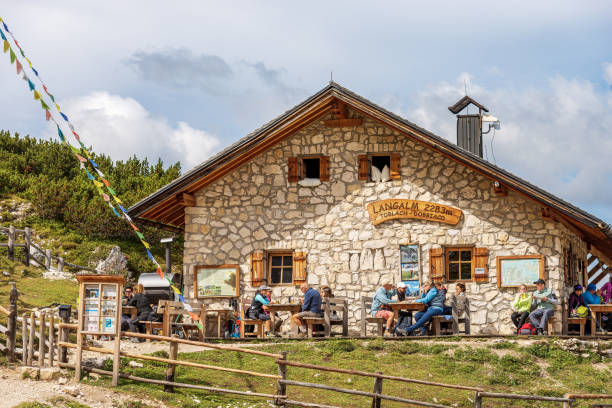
[{"left": 302, "top": 157, "right": 320, "bottom": 179}]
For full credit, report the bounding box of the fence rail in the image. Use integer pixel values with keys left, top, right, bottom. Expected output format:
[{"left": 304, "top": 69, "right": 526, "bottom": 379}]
[{"left": 0, "top": 224, "right": 97, "bottom": 272}]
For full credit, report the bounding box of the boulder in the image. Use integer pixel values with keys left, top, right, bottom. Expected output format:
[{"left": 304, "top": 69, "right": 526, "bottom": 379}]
[
  {"left": 39, "top": 367, "right": 61, "bottom": 380},
  {"left": 96, "top": 246, "right": 128, "bottom": 274}
]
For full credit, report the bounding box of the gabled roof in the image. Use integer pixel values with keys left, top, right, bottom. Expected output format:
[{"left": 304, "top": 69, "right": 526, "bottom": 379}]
[
  {"left": 128, "top": 82, "right": 612, "bottom": 260},
  {"left": 448, "top": 95, "right": 489, "bottom": 114}
]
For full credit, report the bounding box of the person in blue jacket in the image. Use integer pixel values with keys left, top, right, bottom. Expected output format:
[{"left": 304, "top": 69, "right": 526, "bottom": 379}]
[
  {"left": 582, "top": 283, "right": 602, "bottom": 307},
  {"left": 291, "top": 283, "right": 323, "bottom": 337},
  {"left": 396, "top": 281, "right": 444, "bottom": 336}
]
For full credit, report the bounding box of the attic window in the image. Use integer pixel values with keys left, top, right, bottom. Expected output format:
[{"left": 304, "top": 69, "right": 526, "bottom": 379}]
[
  {"left": 288, "top": 156, "right": 330, "bottom": 184},
  {"left": 358, "top": 153, "right": 401, "bottom": 182},
  {"left": 302, "top": 158, "right": 320, "bottom": 179},
  {"left": 371, "top": 155, "right": 390, "bottom": 182}
]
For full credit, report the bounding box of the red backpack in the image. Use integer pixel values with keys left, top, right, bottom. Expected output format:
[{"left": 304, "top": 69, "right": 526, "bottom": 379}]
[{"left": 518, "top": 322, "right": 537, "bottom": 335}]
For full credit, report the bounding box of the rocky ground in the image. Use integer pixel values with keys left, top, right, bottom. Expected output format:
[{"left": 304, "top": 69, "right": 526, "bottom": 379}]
[{"left": 1, "top": 365, "right": 168, "bottom": 408}]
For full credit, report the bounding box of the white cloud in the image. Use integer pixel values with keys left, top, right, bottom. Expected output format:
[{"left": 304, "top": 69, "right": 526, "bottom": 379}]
[
  {"left": 43, "top": 92, "right": 219, "bottom": 170},
  {"left": 604, "top": 62, "right": 612, "bottom": 86},
  {"left": 384, "top": 72, "right": 612, "bottom": 221}
]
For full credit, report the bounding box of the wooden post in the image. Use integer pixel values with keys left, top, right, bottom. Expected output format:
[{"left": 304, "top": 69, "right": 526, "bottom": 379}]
[
  {"left": 8, "top": 225, "right": 15, "bottom": 260},
  {"left": 276, "top": 351, "right": 287, "bottom": 406},
  {"left": 27, "top": 312, "right": 35, "bottom": 366},
  {"left": 45, "top": 249, "right": 52, "bottom": 270},
  {"left": 342, "top": 299, "right": 348, "bottom": 337},
  {"left": 562, "top": 394, "right": 572, "bottom": 408},
  {"left": 39, "top": 311, "right": 46, "bottom": 367},
  {"left": 58, "top": 257, "right": 64, "bottom": 273},
  {"left": 59, "top": 312, "right": 70, "bottom": 364},
  {"left": 75, "top": 282, "right": 85, "bottom": 381},
  {"left": 164, "top": 340, "right": 179, "bottom": 392},
  {"left": 360, "top": 298, "right": 366, "bottom": 337},
  {"left": 48, "top": 314, "right": 55, "bottom": 367},
  {"left": 111, "top": 282, "right": 124, "bottom": 387},
  {"left": 371, "top": 371, "right": 383, "bottom": 408},
  {"left": 7, "top": 282, "right": 18, "bottom": 362},
  {"left": 24, "top": 227, "right": 31, "bottom": 265},
  {"left": 22, "top": 312, "right": 28, "bottom": 365},
  {"left": 473, "top": 391, "right": 482, "bottom": 408}
]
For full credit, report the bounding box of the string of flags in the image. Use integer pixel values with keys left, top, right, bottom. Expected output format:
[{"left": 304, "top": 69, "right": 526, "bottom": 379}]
[{"left": 0, "top": 17, "right": 202, "bottom": 330}]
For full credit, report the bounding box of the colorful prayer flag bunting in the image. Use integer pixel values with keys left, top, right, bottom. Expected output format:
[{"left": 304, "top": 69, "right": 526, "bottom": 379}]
[
  {"left": 45, "top": 110, "right": 51, "bottom": 121},
  {"left": 9, "top": 48, "right": 15, "bottom": 63},
  {"left": 3, "top": 40, "right": 8, "bottom": 53}
]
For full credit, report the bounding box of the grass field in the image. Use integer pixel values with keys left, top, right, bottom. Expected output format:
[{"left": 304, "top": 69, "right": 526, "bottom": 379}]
[{"left": 79, "top": 337, "right": 611, "bottom": 408}]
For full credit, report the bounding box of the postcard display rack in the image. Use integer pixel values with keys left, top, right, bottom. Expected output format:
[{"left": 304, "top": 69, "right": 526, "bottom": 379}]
[{"left": 75, "top": 274, "right": 125, "bottom": 385}]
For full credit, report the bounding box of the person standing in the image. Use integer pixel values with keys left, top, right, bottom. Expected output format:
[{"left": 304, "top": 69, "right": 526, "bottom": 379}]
[
  {"left": 371, "top": 282, "right": 398, "bottom": 336},
  {"left": 529, "top": 279, "right": 558, "bottom": 335},
  {"left": 291, "top": 283, "right": 323, "bottom": 337},
  {"left": 450, "top": 283, "right": 470, "bottom": 334},
  {"left": 511, "top": 284, "right": 532, "bottom": 331},
  {"left": 397, "top": 281, "right": 443, "bottom": 336}
]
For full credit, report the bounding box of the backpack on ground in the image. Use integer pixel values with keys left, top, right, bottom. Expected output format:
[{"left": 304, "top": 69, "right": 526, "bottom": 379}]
[{"left": 518, "top": 322, "right": 537, "bottom": 335}]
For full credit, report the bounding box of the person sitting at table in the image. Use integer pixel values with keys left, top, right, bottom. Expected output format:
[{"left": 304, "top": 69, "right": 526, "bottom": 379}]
[
  {"left": 120, "top": 285, "right": 134, "bottom": 331},
  {"left": 371, "top": 282, "right": 398, "bottom": 336},
  {"left": 247, "top": 285, "right": 281, "bottom": 337},
  {"left": 568, "top": 285, "right": 587, "bottom": 317},
  {"left": 600, "top": 276, "right": 611, "bottom": 304},
  {"left": 529, "top": 279, "right": 559, "bottom": 335},
  {"left": 396, "top": 281, "right": 443, "bottom": 336},
  {"left": 125, "top": 284, "right": 154, "bottom": 341},
  {"left": 321, "top": 286, "right": 338, "bottom": 320},
  {"left": 291, "top": 283, "right": 323, "bottom": 338},
  {"left": 511, "top": 284, "right": 532, "bottom": 332},
  {"left": 582, "top": 283, "right": 602, "bottom": 307},
  {"left": 450, "top": 283, "right": 470, "bottom": 334},
  {"left": 393, "top": 282, "right": 412, "bottom": 335}
]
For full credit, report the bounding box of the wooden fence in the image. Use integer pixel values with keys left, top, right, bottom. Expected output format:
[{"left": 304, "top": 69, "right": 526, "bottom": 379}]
[
  {"left": 1, "top": 281, "right": 611, "bottom": 407},
  {"left": 0, "top": 225, "right": 97, "bottom": 272}
]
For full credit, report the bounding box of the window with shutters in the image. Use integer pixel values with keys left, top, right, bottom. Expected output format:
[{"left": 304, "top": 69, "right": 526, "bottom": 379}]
[
  {"left": 288, "top": 156, "right": 330, "bottom": 183},
  {"left": 357, "top": 153, "right": 401, "bottom": 181},
  {"left": 268, "top": 252, "right": 294, "bottom": 285},
  {"left": 446, "top": 247, "right": 474, "bottom": 281}
]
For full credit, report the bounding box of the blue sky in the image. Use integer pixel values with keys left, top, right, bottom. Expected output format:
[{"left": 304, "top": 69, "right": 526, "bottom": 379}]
[{"left": 0, "top": 1, "right": 611, "bottom": 223}]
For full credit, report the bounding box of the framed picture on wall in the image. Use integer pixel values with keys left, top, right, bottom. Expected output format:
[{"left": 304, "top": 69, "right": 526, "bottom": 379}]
[
  {"left": 194, "top": 265, "right": 240, "bottom": 298},
  {"left": 496, "top": 255, "right": 545, "bottom": 288},
  {"left": 400, "top": 244, "right": 421, "bottom": 282}
]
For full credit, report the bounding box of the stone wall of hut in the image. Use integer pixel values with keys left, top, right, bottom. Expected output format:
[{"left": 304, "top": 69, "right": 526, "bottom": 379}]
[{"left": 182, "top": 111, "right": 586, "bottom": 334}]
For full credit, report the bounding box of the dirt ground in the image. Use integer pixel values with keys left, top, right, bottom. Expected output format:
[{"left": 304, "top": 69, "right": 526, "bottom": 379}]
[{"left": 0, "top": 365, "right": 169, "bottom": 408}]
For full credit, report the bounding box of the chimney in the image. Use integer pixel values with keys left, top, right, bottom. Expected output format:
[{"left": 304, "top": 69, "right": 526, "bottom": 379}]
[{"left": 448, "top": 96, "right": 489, "bottom": 158}]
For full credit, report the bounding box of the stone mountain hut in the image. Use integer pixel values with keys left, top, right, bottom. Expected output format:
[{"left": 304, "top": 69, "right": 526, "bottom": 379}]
[{"left": 128, "top": 82, "right": 612, "bottom": 335}]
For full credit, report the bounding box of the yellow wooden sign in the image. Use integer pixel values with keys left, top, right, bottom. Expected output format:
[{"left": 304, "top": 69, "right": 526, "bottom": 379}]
[{"left": 366, "top": 199, "right": 462, "bottom": 226}]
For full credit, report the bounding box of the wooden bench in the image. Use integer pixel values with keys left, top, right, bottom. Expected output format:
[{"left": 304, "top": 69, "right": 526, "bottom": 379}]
[
  {"left": 151, "top": 300, "right": 207, "bottom": 341},
  {"left": 239, "top": 300, "right": 265, "bottom": 338},
  {"left": 431, "top": 315, "right": 453, "bottom": 336},
  {"left": 303, "top": 297, "right": 349, "bottom": 338},
  {"left": 360, "top": 296, "right": 385, "bottom": 337},
  {"left": 565, "top": 317, "right": 587, "bottom": 336}
]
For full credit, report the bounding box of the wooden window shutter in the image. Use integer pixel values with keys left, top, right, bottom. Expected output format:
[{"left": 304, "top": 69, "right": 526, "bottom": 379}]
[
  {"left": 429, "top": 248, "right": 444, "bottom": 283},
  {"left": 357, "top": 155, "right": 370, "bottom": 181},
  {"left": 293, "top": 252, "right": 307, "bottom": 285},
  {"left": 473, "top": 247, "right": 489, "bottom": 283},
  {"left": 288, "top": 157, "right": 299, "bottom": 183},
  {"left": 390, "top": 153, "right": 401, "bottom": 179},
  {"left": 319, "top": 156, "right": 330, "bottom": 182},
  {"left": 250, "top": 251, "right": 264, "bottom": 287}
]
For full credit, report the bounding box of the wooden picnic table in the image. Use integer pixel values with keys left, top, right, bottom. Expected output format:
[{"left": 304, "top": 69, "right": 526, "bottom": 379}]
[
  {"left": 589, "top": 304, "right": 612, "bottom": 335},
  {"left": 122, "top": 306, "right": 138, "bottom": 319},
  {"left": 390, "top": 301, "right": 425, "bottom": 320},
  {"left": 266, "top": 303, "right": 302, "bottom": 335}
]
